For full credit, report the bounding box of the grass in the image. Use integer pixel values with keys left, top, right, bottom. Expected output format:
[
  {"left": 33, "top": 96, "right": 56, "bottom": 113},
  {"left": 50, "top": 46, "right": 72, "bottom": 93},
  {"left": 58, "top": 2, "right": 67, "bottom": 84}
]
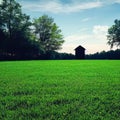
[{"left": 0, "top": 60, "right": 120, "bottom": 120}]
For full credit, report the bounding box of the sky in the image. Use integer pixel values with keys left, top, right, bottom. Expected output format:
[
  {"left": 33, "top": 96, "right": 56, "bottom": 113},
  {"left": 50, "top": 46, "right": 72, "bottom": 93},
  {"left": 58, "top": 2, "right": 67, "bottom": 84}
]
[{"left": 3, "top": 0, "right": 120, "bottom": 54}]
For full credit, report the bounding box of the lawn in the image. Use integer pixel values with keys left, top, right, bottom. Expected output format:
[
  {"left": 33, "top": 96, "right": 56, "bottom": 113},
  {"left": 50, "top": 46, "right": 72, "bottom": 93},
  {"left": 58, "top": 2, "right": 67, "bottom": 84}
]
[{"left": 0, "top": 60, "right": 120, "bottom": 120}]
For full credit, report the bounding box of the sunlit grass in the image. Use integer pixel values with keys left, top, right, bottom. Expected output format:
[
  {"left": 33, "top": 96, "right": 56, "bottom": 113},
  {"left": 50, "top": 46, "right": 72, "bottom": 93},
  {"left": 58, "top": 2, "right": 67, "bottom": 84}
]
[{"left": 0, "top": 60, "right": 120, "bottom": 120}]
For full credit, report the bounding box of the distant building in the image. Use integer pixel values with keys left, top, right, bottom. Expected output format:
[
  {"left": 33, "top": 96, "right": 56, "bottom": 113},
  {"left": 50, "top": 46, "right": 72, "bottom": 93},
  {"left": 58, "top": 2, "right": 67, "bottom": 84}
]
[{"left": 75, "top": 45, "right": 85, "bottom": 59}]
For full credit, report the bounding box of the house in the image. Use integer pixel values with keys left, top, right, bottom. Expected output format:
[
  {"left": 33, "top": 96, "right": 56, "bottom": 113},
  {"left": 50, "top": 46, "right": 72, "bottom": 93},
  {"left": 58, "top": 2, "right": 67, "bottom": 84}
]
[{"left": 75, "top": 45, "right": 85, "bottom": 59}]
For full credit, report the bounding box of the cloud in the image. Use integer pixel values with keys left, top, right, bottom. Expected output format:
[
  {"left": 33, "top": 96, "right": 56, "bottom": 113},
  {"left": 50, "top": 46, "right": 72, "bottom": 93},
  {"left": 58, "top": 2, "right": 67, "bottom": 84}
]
[
  {"left": 115, "top": 0, "right": 120, "bottom": 3},
  {"left": 21, "top": 0, "right": 102, "bottom": 13},
  {"left": 93, "top": 25, "right": 109, "bottom": 35},
  {"left": 60, "top": 25, "right": 109, "bottom": 54},
  {"left": 64, "top": 25, "right": 109, "bottom": 43},
  {"left": 18, "top": 0, "right": 120, "bottom": 14},
  {"left": 22, "top": 0, "right": 62, "bottom": 13}
]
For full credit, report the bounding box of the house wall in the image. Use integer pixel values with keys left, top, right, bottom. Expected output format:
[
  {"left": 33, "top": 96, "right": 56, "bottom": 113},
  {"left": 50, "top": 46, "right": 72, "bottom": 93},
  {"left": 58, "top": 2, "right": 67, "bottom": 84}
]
[{"left": 75, "top": 49, "right": 85, "bottom": 59}]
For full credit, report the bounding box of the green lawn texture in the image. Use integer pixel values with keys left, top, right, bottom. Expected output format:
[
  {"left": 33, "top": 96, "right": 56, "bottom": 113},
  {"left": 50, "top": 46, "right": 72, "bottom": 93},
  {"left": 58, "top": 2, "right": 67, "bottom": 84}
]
[{"left": 0, "top": 60, "right": 120, "bottom": 120}]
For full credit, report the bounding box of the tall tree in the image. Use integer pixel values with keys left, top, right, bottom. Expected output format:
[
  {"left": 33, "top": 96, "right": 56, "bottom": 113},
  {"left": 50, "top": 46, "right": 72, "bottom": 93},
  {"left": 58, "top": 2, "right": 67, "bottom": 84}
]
[
  {"left": 0, "top": 0, "right": 38, "bottom": 59},
  {"left": 33, "top": 15, "right": 64, "bottom": 58},
  {"left": 107, "top": 19, "right": 120, "bottom": 48}
]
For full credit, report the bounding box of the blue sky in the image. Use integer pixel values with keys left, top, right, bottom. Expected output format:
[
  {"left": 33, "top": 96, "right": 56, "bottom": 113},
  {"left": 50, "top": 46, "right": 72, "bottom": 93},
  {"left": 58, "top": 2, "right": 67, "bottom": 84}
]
[{"left": 15, "top": 0, "right": 120, "bottom": 54}]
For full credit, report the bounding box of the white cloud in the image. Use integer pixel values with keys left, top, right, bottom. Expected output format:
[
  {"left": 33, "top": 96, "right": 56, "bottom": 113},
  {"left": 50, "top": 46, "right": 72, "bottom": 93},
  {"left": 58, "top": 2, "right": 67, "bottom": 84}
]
[
  {"left": 59, "top": 25, "right": 110, "bottom": 54},
  {"left": 93, "top": 25, "right": 109, "bottom": 35},
  {"left": 19, "top": 0, "right": 120, "bottom": 14},
  {"left": 22, "top": 1, "right": 62, "bottom": 13},
  {"left": 21, "top": 0, "right": 102, "bottom": 13},
  {"left": 115, "top": 0, "right": 120, "bottom": 3}
]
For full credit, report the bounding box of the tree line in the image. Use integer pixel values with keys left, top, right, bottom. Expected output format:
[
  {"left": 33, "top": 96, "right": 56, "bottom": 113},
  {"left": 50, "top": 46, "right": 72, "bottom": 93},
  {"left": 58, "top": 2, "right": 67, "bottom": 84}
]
[
  {"left": 86, "top": 49, "right": 120, "bottom": 59},
  {"left": 0, "top": 0, "right": 120, "bottom": 60}
]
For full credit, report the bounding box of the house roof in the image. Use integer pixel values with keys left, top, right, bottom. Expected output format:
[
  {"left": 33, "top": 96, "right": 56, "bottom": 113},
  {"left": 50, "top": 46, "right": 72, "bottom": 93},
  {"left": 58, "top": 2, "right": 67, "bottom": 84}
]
[{"left": 75, "top": 45, "right": 85, "bottom": 50}]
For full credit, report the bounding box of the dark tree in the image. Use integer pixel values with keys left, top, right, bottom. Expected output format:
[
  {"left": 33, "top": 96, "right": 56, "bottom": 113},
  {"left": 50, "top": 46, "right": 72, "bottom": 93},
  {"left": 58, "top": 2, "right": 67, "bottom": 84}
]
[
  {"left": 107, "top": 19, "right": 120, "bottom": 48},
  {"left": 0, "top": 0, "right": 39, "bottom": 60},
  {"left": 86, "top": 49, "right": 120, "bottom": 59}
]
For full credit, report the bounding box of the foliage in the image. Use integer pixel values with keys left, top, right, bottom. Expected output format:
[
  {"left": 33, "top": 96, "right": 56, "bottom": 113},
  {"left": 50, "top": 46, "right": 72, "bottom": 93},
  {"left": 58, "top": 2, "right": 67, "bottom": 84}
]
[
  {"left": 53, "top": 52, "right": 75, "bottom": 59},
  {"left": 107, "top": 19, "right": 120, "bottom": 48},
  {"left": 0, "top": 0, "right": 42, "bottom": 59},
  {"left": 33, "top": 15, "right": 64, "bottom": 55},
  {"left": 0, "top": 1, "right": 64, "bottom": 60},
  {"left": 0, "top": 60, "right": 120, "bottom": 119},
  {"left": 86, "top": 49, "right": 120, "bottom": 59}
]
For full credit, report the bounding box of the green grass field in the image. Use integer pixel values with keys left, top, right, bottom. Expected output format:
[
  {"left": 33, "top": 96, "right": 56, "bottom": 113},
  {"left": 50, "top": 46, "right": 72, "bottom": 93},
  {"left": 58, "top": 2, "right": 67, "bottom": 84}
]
[{"left": 0, "top": 60, "right": 120, "bottom": 120}]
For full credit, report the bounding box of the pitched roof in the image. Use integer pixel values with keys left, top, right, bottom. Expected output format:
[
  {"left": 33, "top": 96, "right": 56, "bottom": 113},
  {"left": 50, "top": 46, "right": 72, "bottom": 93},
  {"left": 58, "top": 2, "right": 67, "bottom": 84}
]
[{"left": 75, "top": 45, "right": 85, "bottom": 50}]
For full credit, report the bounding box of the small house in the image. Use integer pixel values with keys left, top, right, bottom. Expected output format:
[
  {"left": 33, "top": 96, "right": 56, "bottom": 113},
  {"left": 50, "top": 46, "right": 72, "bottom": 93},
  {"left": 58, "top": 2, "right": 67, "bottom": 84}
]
[{"left": 75, "top": 45, "right": 85, "bottom": 59}]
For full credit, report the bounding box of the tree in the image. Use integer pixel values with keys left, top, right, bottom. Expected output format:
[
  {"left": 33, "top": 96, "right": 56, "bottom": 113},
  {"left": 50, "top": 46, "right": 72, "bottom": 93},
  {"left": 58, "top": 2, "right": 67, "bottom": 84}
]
[
  {"left": 0, "top": 0, "right": 38, "bottom": 59},
  {"left": 33, "top": 15, "right": 64, "bottom": 58},
  {"left": 107, "top": 19, "right": 120, "bottom": 48}
]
